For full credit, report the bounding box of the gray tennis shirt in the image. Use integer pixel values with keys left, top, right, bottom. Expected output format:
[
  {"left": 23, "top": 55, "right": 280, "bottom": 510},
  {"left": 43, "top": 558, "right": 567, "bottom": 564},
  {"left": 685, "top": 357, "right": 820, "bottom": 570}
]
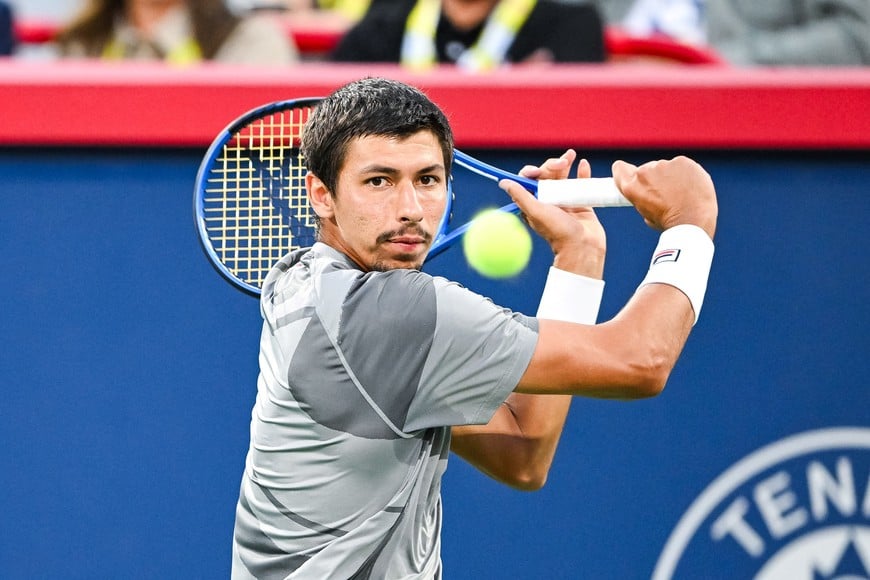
[{"left": 232, "top": 243, "right": 539, "bottom": 579}]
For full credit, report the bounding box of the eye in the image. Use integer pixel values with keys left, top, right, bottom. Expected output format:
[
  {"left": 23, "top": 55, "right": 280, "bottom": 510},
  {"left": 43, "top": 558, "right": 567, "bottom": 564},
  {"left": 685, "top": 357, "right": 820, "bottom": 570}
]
[
  {"left": 367, "top": 176, "right": 388, "bottom": 187},
  {"left": 419, "top": 175, "right": 440, "bottom": 187}
]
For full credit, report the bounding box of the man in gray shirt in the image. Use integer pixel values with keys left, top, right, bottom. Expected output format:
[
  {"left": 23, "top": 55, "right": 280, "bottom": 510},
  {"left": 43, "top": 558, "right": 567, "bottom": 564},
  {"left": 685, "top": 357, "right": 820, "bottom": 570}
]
[{"left": 232, "top": 77, "right": 718, "bottom": 579}]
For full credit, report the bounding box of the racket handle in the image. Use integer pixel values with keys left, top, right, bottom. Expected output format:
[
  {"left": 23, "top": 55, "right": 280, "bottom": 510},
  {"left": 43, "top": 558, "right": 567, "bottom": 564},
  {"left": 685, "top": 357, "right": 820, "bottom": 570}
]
[{"left": 537, "top": 178, "right": 631, "bottom": 207}]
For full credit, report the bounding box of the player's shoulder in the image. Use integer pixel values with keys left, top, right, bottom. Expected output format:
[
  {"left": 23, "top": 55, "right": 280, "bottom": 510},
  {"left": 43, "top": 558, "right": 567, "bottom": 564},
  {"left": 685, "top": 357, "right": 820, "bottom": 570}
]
[
  {"left": 345, "top": 268, "right": 476, "bottom": 318},
  {"left": 350, "top": 268, "right": 436, "bottom": 300},
  {"left": 358, "top": 268, "right": 468, "bottom": 296}
]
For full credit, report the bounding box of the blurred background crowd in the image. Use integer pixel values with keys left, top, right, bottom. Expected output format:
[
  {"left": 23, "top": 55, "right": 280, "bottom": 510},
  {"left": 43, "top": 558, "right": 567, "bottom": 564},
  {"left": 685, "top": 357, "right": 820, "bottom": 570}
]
[{"left": 2, "top": 0, "right": 869, "bottom": 67}]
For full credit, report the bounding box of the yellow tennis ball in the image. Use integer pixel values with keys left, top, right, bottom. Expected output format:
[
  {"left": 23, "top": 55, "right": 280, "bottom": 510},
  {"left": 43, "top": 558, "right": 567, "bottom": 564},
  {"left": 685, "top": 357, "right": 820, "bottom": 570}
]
[{"left": 462, "top": 209, "right": 532, "bottom": 279}]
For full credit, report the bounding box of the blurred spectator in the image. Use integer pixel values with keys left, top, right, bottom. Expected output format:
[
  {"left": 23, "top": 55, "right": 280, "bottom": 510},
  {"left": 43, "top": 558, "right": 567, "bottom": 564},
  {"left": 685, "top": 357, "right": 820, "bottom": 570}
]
[
  {"left": 1, "top": 1, "right": 14, "bottom": 55},
  {"left": 56, "top": 0, "right": 298, "bottom": 65},
  {"left": 614, "top": 0, "right": 870, "bottom": 65},
  {"left": 706, "top": 0, "right": 870, "bottom": 66},
  {"left": 331, "top": 0, "right": 606, "bottom": 70}
]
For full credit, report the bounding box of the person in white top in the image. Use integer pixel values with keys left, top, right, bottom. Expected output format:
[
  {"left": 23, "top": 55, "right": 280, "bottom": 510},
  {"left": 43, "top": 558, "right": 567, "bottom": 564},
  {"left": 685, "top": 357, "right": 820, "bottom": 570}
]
[{"left": 56, "top": 0, "right": 298, "bottom": 65}]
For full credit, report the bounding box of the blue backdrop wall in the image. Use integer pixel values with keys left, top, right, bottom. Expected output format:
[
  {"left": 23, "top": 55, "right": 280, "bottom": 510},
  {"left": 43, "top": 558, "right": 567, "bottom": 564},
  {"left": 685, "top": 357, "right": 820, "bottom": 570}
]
[{"left": 1, "top": 147, "right": 867, "bottom": 579}]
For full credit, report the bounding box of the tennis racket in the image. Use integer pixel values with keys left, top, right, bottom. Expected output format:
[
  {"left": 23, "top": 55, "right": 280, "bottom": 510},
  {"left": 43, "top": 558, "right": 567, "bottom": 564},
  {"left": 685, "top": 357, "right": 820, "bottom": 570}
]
[{"left": 194, "top": 98, "right": 631, "bottom": 296}]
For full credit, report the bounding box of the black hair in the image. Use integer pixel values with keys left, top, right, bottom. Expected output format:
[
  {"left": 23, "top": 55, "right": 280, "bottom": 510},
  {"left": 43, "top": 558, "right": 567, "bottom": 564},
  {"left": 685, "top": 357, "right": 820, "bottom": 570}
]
[{"left": 301, "top": 77, "right": 454, "bottom": 195}]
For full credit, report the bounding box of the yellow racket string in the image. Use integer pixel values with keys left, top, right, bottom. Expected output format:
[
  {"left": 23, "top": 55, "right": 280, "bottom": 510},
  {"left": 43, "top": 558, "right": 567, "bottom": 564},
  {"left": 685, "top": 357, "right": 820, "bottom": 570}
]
[{"left": 201, "top": 107, "right": 314, "bottom": 290}]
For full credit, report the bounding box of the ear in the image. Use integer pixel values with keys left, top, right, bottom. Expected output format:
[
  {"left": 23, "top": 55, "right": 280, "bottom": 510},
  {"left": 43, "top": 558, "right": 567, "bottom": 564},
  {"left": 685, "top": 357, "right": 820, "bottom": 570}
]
[{"left": 307, "top": 172, "right": 334, "bottom": 219}]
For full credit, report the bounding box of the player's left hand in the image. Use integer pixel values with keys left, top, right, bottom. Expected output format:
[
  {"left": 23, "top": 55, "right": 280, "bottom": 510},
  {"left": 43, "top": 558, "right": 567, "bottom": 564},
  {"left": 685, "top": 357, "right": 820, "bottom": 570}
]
[{"left": 500, "top": 149, "right": 606, "bottom": 278}]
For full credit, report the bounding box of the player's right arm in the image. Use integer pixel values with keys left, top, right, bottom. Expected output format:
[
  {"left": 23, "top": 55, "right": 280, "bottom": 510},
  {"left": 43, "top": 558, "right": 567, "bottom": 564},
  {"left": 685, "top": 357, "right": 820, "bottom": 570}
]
[{"left": 508, "top": 155, "right": 718, "bottom": 398}]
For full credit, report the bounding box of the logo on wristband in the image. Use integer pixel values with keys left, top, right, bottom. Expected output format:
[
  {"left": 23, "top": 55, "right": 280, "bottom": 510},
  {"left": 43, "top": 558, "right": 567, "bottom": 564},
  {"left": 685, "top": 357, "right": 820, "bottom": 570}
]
[{"left": 652, "top": 249, "right": 681, "bottom": 265}]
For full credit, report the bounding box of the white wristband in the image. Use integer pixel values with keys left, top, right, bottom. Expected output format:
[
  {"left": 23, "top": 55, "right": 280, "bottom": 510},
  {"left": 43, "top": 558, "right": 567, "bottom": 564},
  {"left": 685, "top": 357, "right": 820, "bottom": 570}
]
[
  {"left": 536, "top": 267, "right": 605, "bottom": 324},
  {"left": 640, "top": 224, "right": 714, "bottom": 325}
]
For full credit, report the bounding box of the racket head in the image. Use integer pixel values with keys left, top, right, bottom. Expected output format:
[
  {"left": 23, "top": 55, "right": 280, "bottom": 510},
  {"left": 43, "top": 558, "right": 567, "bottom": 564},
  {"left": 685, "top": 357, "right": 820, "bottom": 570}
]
[{"left": 193, "top": 98, "right": 322, "bottom": 296}]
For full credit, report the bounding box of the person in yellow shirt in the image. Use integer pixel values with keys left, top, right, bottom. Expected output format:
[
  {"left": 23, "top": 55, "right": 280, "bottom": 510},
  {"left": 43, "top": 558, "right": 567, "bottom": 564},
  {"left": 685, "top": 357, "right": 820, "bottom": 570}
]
[
  {"left": 331, "top": 0, "right": 605, "bottom": 70},
  {"left": 56, "top": 0, "right": 298, "bottom": 65}
]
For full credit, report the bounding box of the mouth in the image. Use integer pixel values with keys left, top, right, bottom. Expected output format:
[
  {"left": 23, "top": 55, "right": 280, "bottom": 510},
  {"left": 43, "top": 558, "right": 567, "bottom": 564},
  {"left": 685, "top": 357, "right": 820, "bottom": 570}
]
[
  {"left": 387, "top": 235, "right": 426, "bottom": 252},
  {"left": 380, "top": 228, "right": 431, "bottom": 255}
]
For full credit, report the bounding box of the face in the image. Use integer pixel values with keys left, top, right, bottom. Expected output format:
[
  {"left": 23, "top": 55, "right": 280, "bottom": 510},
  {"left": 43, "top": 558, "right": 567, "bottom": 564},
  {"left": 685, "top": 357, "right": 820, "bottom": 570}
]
[{"left": 308, "top": 131, "right": 449, "bottom": 271}]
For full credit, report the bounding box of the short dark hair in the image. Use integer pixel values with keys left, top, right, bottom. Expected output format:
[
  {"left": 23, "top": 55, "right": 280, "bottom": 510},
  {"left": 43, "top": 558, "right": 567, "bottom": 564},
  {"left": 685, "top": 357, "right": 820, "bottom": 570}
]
[{"left": 301, "top": 77, "right": 454, "bottom": 195}]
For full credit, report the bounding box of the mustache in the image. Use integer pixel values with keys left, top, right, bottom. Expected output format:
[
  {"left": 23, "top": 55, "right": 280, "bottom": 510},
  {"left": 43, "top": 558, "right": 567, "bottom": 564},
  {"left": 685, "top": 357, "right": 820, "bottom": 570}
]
[{"left": 376, "top": 225, "right": 433, "bottom": 245}]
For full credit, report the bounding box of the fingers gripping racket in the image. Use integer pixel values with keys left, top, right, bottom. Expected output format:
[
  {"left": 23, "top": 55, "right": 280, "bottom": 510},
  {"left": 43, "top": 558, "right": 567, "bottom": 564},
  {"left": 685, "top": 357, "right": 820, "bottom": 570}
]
[{"left": 194, "top": 98, "right": 631, "bottom": 296}]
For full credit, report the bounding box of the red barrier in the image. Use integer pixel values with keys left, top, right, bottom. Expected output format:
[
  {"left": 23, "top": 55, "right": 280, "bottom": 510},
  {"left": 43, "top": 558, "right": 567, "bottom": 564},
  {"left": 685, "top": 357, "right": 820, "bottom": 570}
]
[{"left": 0, "top": 60, "right": 867, "bottom": 149}]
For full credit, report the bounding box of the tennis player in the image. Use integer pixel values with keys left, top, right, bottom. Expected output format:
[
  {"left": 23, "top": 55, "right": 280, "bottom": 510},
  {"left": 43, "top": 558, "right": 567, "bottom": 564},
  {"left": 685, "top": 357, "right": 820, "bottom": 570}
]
[{"left": 232, "top": 77, "right": 717, "bottom": 579}]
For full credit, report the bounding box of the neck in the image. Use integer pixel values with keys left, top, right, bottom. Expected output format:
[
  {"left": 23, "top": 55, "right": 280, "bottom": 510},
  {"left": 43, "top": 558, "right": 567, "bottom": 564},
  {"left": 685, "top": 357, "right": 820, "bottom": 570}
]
[
  {"left": 125, "top": 0, "right": 182, "bottom": 35},
  {"left": 441, "top": 0, "right": 499, "bottom": 31}
]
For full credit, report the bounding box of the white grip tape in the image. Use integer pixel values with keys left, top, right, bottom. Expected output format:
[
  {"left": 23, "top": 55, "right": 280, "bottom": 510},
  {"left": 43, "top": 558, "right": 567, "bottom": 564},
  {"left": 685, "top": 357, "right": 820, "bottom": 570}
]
[
  {"left": 537, "top": 267, "right": 605, "bottom": 324},
  {"left": 640, "top": 224, "right": 714, "bottom": 325},
  {"left": 537, "top": 178, "right": 631, "bottom": 208}
]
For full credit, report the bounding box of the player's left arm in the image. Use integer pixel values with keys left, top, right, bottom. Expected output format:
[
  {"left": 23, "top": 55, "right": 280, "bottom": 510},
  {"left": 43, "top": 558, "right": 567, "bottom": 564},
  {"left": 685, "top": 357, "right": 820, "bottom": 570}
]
[
  {"left": 450, "top": 151, "right": 605, "bottom": 491},
  {"left": 450, "top": 391, "right": 573, "bottom": 491}
]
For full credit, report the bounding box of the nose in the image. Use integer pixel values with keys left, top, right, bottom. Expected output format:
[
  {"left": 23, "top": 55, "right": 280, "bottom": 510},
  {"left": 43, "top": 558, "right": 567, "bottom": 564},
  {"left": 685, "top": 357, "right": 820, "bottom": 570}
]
[{"left": 395, "top": 180, "right": 424, "bottom": 223}]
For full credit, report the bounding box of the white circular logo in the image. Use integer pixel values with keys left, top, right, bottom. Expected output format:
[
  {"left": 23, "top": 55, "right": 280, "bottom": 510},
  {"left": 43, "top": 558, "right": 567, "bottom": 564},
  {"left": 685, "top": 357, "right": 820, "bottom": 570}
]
[{"left": 653, "top": 427, "right": 870, "bottom": 579}]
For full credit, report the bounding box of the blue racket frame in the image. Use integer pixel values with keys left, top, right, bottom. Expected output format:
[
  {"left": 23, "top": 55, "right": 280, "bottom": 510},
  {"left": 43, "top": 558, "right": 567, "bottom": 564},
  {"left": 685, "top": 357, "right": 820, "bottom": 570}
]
[{"left": 195, "top": 98, "right": 548, "bottom": 295}]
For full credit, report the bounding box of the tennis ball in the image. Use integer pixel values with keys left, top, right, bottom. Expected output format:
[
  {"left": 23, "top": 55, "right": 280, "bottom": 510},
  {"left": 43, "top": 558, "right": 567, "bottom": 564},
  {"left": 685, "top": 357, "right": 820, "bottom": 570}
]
[{"left": 462, "top": 209, "right": 532, "bottom": 279}]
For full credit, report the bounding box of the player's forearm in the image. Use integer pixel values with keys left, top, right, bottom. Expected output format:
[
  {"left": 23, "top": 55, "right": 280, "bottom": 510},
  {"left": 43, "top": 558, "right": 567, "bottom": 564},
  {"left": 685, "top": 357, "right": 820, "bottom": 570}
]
[
  {"left": 519, "top": 284, "right": 693, "bottom": 398},
  {"left": 450, "top": 393, "right": 571, "bottom": 490},
  {"left": 596, "top": 283, "right": 695, "bottom": 396},
  {"left": 501, "top": 392, "right": 573, "bottom": 488}
]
